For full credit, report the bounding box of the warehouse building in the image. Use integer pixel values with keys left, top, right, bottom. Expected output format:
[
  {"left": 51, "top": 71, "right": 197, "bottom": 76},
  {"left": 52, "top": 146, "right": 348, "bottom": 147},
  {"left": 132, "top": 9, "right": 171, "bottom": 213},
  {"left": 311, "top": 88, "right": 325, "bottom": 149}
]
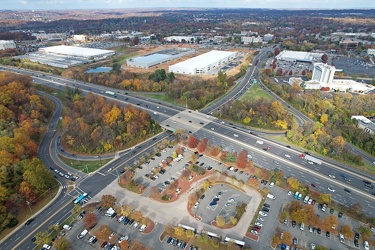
[
  {"left": 0, "top": 40, "right": 16, "bottom": 50},
  {"left": 126, "top": 48, "right": 195, "bottom": 69},
  {"left": 276, "top": 50, "right": 323, "bottom": 63},
  {"left": 169, "top": 50, "right": 237, "bottom": 75},
  {"left": 39, "top": 45, "right": 115, "bottom": 60}
]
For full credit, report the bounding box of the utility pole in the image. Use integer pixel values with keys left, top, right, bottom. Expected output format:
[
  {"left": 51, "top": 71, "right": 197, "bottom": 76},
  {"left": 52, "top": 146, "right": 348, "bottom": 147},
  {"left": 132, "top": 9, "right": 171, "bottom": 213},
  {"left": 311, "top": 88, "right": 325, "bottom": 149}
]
[
  {"left": 26, "top": 201, "right": 32, "bottom": 214},
  {"left": 98, "top": 155, "right": 103, "bottom": 166}
]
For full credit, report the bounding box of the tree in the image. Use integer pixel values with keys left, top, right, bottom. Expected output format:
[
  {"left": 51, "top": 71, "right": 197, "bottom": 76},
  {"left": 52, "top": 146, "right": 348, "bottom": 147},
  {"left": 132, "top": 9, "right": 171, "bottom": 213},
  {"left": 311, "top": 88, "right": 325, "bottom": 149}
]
[
  {"left": 230, "top": 216, "right": 237, "bottom": 225},
  {"left": 323, "top": 215, "right": 338, "bottom": 231},
  {"left": 287, "top": 177, "right": 299, "bottom": 190},
  {"left": 348, "top": 202, "right": 362, "bottom": 216},
  {"left": 358, "top": 225, "right": 371, "bottom": 240},
  {"left": 71, "top": 204, "right": 83, "bottom": 214},
  {"left": 174, "top": 226, "right": 185, "bottom": 236},
  {"left": 119, "top": 240, "right": 129, "bottom": 249},
  {"left": 53, "top": 238, "right": 71, "bottom": 250},
  {"left": 186, "top": 229, "right": 195, "bottom": 238},
  {"left": 331, "top": 136, "right": 345, "bottom": 156},
  {"left": 340, "top": 224, "right": 354, "bottom": 238},
  {"left": 96, "top": 225, "right": 111, "bottom": 241},
  {"left": 100, "top": 194, "right": 116, "bottom": 209},
  {"left": 321, "top": 54, "right": 328, "bottom": 63},
  {"left": 236, "top": 150, "right": 248, "bottom": 169},
  {"left": 83, "top": 212, "right": 97, "bottom": 228},
  {"left": 129, "top": 210, "right": 143, "bottom": 221},
  {"left": 121, "top": 204, "right": 133, "bottom": 216},
  {"left": 188, "top": 135, "right": 199, "bottom": 148},
  {"left": 283, "top": 231, "right": 292, "bottom": 245},
  {"left": 216, "top": 216, "right": 225, "bottom": 227},
  {"left": 319, "top": 194, "right": 331, "bottom": 204},
  {"left": 291, "top": 208, "right": 306, "bottom": 223},
  {"left": 35, "top": 230, "right": 51, "bottom": 246},
  {"left": 201, "top": 180, "right": 211, "bottom": 191}
]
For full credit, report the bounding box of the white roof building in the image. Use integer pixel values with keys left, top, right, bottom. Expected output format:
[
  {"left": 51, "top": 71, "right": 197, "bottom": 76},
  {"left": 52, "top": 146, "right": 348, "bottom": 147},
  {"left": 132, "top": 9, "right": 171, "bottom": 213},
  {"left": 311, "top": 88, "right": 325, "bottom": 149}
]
[
  {"left": 276, "top": 50, "right": 323, "bottom": 63},
  {"left": 164, "top": 36, "right": 195, "bottom": 43},
  {"left": 38, "top": 45, "right": 115, "bottom": 59},
  {"left": 312, "top": 63, "right": 336, "bottom": 84},
  {"left": 0, "top": 40, "right": 16, "bottom": 50},
  {"left": 169, "top": 50, "right": 237, "bottom": 75}
]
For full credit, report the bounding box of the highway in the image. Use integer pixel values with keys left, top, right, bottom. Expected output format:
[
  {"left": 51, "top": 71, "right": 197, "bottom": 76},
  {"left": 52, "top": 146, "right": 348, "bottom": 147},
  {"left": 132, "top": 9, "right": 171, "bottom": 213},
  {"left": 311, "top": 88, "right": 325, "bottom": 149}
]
[{"left": 0, "top": 55, "right": 374, "bottom": 249}]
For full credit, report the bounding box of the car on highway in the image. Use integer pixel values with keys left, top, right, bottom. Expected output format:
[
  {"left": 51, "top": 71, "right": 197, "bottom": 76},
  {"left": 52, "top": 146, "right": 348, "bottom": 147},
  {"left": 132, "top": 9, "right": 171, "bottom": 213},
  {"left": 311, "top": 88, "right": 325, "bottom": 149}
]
[
  {"left": 328, "top": 174, "right": 335, "bottom": 178},
  {"left": 311, "top": 183, "right": 317, "bottom": 188},
  {"left": 284, "top": 154, "right": 291, "bottom": 158},
  {"left": 344, "top": 188, "right": 351, "bottom": 193},
  {"left": 328, "top": 187, "right": 335, "bottom": 192},
  {"left": 25, "top": 218, "right": 35, "bottom": 226}
]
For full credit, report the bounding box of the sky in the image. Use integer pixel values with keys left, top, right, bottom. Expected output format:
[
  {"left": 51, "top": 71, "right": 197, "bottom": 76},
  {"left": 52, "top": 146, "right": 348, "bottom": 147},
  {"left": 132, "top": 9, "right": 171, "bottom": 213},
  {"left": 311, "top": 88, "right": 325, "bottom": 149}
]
[{"left": 0, "top": 0, "right": 374, "bottom": 10}]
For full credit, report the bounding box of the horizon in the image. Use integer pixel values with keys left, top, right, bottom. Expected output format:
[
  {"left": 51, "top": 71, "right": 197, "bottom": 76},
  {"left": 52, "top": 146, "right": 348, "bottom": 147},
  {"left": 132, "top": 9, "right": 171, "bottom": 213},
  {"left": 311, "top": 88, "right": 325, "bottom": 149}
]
[{"left": 1, "top": 0, "right": 374, "bottom": 11}]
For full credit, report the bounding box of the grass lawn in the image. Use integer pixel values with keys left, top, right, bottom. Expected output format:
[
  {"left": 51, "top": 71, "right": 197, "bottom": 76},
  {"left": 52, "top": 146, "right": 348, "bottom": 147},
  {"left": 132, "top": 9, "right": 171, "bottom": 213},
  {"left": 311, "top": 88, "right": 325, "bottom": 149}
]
[
  {"left": 240, "top": 83, "right": 274, "bottom": 102},
  {"left": 58, "top": 155, "right": 112, "bottom": 173},
  {"left": 136, "top": 93, "right": 185, "bottom": 107}
]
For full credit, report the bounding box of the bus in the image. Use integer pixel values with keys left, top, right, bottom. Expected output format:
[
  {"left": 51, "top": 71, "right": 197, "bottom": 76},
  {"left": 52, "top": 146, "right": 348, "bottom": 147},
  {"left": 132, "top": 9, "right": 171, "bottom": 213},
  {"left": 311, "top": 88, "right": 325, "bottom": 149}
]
[
  {"left": 73, "top": 193, "right": 88, "bottom": 204},
  {"left": 224, "top": 237, "right": 245, "bottom": 247},
  {"left": 177, "top": 223, "right": 197, "bottom": 233},
  {"left": 105, "top": 91, "right": 115, "bottom": 96}
]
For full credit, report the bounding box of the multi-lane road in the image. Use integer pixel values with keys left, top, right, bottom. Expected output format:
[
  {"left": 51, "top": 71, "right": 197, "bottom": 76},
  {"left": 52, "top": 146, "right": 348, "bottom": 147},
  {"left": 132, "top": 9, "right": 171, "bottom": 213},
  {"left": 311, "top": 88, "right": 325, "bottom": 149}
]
[{"left": 0, "top": 54, "right": 374, "bottom": 249}]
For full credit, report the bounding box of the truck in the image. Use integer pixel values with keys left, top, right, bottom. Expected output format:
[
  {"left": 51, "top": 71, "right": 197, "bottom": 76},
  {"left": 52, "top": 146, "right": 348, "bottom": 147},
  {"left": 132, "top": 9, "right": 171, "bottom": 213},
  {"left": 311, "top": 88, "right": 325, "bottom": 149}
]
[
  {"left": 299, "top": 154, "right": 322, "bottom": 165},
  {"left": 105, "top": 207, "right": 115, "bottom": 217}
]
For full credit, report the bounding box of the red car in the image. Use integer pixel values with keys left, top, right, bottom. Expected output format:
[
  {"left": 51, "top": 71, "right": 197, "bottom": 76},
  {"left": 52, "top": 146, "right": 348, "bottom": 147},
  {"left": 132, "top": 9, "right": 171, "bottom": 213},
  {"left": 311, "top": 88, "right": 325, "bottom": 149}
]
[{"left": 311, "top": 183, "right": 317, "bottom": 188}]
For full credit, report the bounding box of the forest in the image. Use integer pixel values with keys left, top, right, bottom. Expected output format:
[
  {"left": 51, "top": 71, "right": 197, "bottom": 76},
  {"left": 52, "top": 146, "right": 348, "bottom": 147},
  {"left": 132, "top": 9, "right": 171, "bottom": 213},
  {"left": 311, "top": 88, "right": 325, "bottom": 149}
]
[
  {"left": 61, "top": 92, "right": 161, "bottom": 153},
  {"left": 0, "top": 72, "right": 57, "bottom": 233},
  {"left": 60, "top": 66, "right": 247, "bottom": 110},
  {"left": 260, "top": 71, "right": 375, "bottom": 164},
  {"left": 220, "top": 98, "right": 295, "bottom": 130}
]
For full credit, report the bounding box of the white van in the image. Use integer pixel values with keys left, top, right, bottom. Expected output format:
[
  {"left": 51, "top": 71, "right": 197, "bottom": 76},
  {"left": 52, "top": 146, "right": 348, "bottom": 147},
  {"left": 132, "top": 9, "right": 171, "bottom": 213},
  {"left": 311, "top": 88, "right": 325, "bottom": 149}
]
[
  {"left": 303, "top": 196, "right": 309, "bottom": 204},
  {"left": 300, "top": 222, "right": 304, "bottom": 231},
  {"left": 79, "top": 229, "right": 88, "bottom": 239},
  {"left": 364, "top": 241, "right": 369, "bottom": 250},
  {"left": 63, "top": 224, "right": 72, "bottom": 230},
  {"left": 256, "top": 140, "right": 264, "bottom": 144},
  {"left": 267, "top": 193, "right": 276, "bottom": 200}
]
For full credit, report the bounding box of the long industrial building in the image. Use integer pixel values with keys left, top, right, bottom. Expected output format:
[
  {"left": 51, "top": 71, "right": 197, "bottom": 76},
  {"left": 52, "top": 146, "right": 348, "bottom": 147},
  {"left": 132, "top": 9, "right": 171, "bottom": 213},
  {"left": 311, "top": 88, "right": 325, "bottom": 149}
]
[
  {"left": 0, "top": 40, "right": 16, "bottom": 50},
  {"left": 38, "top": 45, "right": 115, "bottom": 60},
  {"left": 169, "top": 50, "right": 237, "bottom": 75},
  {"left": 276, "top": 50, "right": 323, "bottom": 63},
  {"left": 126, "top": 48, "right": 195, "bottom": 69}
]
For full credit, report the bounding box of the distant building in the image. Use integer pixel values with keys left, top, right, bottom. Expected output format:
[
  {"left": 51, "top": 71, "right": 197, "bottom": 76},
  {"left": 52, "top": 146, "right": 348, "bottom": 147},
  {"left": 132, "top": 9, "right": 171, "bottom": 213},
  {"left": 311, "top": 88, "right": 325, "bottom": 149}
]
[
  {"left": 126, "top": 48, "right": 195, "bottom": 69},
  {"left": 263, "top": 34, "right": 274, "bottom": 42},
  {"left": 0, "top": 40, "right": 16, "bottom": 50},
  {"left": 241, "top": 36, "right": 263, "bottom": 44},
  {"left": 39, "top": 45, "right": 115, "bottom": 59},
  {"left": 73, "top": 35, "right": 88, "bottom": 42},
  {"left": 339, "top": 39, "right": 359, "bottom": 49},
  {"left": 303, "top": 80, "right": 321, "bottom": 90},
  {"left": 288, "top": 77, "right": 303, "bottom": 86},
  {"left": 164, "top": 36, "right": 195, "bottom": 43},
  {"left": 32, "top": 32, "right": 67, "bottom": 41},
  {"left": 276, "top": 50, "right": 323, "bottom": 63},
  {"left": 169, "top": 50, "right": 237, "bottom": 75},
  {"left": 367, "top": 49, "right": 375, "bottom": 56},
  {"left": 351, "top": 116, "right": 375, "bottom": 135},
  {"left": 312, "top": 63, "right": 335, "bottom": 84}
]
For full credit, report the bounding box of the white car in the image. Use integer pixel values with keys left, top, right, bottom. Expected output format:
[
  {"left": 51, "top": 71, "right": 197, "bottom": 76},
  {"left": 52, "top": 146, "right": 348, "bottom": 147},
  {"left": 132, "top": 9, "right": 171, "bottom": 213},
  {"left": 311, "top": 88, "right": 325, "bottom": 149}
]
[
  {"left": 328, "top": 187, "right": 335, "bottom": 192},
  {"left": 225, "top": 203, "right": 233, "bottom": 207},
  {"left": 250, "top": 230, "right": 258, "bottom": 235},
  {"left": 329, "top": 174, "right": 335, "bottom": 179},
  {"left": 285, "top": 154, "right": 291, "bottom": 158},
  {"left": 247, "top": 154, "right": 253, "bottom": 159},
  {"left": 227, "top": 198, "right": 235, "bottom": 203},
  {"left": 194, "top": 202, "right": 199, "bottom": 208},
  {"left": 257, "top": 217, "right": 265, "bottom": 222},
  {"left": 259, "top": 211, "right": 267, "bottom": 216},
  {"left": 255, "top": 222, "right": 263, "bottom": 227},
  {"left": 307, "top": 161, "right": 314, "bottom": 165},
  {"left": 269, "top": 182, "right": 274, "bottom": 188},
  {"left": 287, "top": 191, "right": 292, "bottom": 196}
]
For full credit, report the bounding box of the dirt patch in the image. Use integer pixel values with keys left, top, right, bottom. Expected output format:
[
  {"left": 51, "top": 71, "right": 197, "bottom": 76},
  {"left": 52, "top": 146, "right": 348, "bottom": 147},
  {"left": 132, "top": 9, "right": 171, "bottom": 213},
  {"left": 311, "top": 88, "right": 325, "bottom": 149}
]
[
  {"left": 245, "top": 231, "right": 259, "bottom": 241},
  {"left": 142, "top": 219, "right": 155, "bottom": 234},
  {"left": 129, "top": 241, "right": 150, "bottom": 250}
]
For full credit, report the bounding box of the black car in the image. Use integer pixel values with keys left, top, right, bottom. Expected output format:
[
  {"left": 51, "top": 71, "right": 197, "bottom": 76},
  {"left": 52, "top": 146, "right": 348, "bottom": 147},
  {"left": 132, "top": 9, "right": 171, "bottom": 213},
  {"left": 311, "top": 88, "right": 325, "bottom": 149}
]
[
  {"left": 128, "top": 219, "right": 134, "bottom": 226},
  {"left": 167, "top": 237, "right": 172, "bottom": 244},
  {"left": 200, "top": 195, "right": 205, "bottom": 200},
  {"left": 354, "top": 239, "right": 359, "bottom": 247},
  {"left": 318, "top": 204, "right": 323, "bottom": 209},
  {"left": 344, "top": 188, "right": 351, "bottom": 193},
  {"left": 330, "top": 208, "right": 334, "bottom": 214},
  {"left": 326, "top": 231, "right": 330, "bottom": 238},
  {"left": 137, "top": 166, "right": 143, "bottom": 169},
  {"left": 262, "top": 207, "right": 269, "bottom": 212},
  {"left": 234, "top": 169, "right": 238, "bottom": 172},
  {"left": 338, "top": 212, "right": 343, "bottom": 218},
  {"left": 164, "top": 181, "right": 170, "bottom": 185},
  {"left": 209, "top": 201, "right": 217, "bottom": 206},
  {"left": 354, "top": 233, "right": 359, "bottom": 240},
  {"left": 263, "top": 203, "right": 270, "bottom": 208},
  {"left": 292, "top": 238, "right": 297, "bottom": 245},
  {"left": 25, "top": 218, "right": 35, "bottom": 226},
  {"left": 292, "top": 221, "right": 296, "bottom": 227},
  {"left": 159, "top": 169, "right": 166, "bottom": 174},
  {"left": 31, "top": 236, "right": 36, "bottom": 242},
  {"left": 317, "top": 228, "right": 321, "bottom": 234},
  {"left": 213, "top": 198, "right": 220, "bottom": 202}
]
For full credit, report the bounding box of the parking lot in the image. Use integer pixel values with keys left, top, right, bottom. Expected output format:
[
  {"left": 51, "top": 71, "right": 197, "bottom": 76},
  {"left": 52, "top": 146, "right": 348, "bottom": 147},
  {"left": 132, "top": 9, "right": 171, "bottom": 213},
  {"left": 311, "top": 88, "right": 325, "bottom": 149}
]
[
  {"left": 193, "top": 183, "right": 252, "bottom": 225},
  {"left": 333, "top": 56, "right": 375, "bottom": 78}
]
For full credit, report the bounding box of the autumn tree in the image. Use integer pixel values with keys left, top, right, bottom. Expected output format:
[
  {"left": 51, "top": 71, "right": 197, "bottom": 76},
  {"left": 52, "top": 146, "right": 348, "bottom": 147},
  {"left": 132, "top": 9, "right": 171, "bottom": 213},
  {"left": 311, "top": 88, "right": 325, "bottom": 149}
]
[
  {"left": 348, "top": 202, "right": 362, "bottom": 217},
  {"left": 83, "top": 212, "right": 97, "bottom": 228},
  {"left": 121, "top": 205, "right": 133, "bottom": 216},
  {"left": 319, "top": 194, "right": 331, "bottom": 204},
  {"left": 35, "top": 230, "right": 51, "bottom": 246},
  {"left": 188, "top": 135, "right": 199, "bottom": 148},
  {"left": 331, "top": 136, "right": 345, "bottom": 156},
  {"left": 197, "top": 138, "right": 208, "bottom": 153},
  {"left": 186, "top": 229, "right": 195, "bottom": 238},
  {"left": 96, "top": 225, "right": 111, "bottom": 241},
  {"left": 340, "top": 224, "right": 354, "bottom": 239},
  {"left": 287, "top": 177, "right": 299, "bottom": 190},
  {"left": 119, "top": 240, "right": 129, "bottom": 249},
  {"left": 129, "top": 210, "right": 143, "bottom": 222},
  {"left": 358, "top": 226, "right": 371, "bottom": 240},
  {"left": 236, "top": 150, "right": 248, "bottom": 169},
  {"left": 230, "top": 216, "right": 237, "bottom": 225},
  {"left": 53, "top": 238, "right": 71, "bottom": 250},
  {"left": 323, "top": 215, "right": 338, "bottom": 231},
  {"left": 216, "top": 216, "right": 225, "bottom": 227},
  {"left": 283, "top": 231, "right": 292, "bottom": 245},
  {"left": 100, "top": 194, "right": 116, "bottom": 209},
  {"left": 174, "top": 226, "right": 185, "bottom": 236}
]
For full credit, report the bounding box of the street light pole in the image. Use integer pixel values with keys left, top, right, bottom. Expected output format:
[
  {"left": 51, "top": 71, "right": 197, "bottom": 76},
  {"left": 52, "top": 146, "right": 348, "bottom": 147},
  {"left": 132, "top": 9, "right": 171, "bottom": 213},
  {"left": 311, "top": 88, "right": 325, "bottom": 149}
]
[
  {"left": 98, "top": 155, "right": 103, "bottom": 166},
  {"left": 26, "top": 201, "right": 32, "bottom": 214}
]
